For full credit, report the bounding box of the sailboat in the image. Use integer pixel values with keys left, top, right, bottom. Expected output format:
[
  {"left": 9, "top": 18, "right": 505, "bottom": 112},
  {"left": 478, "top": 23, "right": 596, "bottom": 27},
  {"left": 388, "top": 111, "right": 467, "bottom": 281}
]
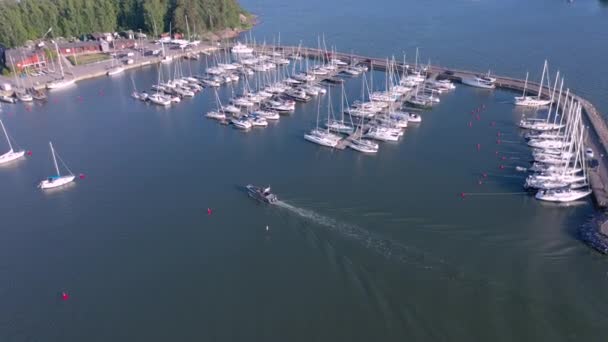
[
  {"left": 0, "top": 119, "right": 25, "bottom": 164},
  {"left": 205, "top": 89, "right": 227, "bottom": 120},
  {"left": 107, "top": 46, "right": 125, "bottom": 76},
  {"left": 47, "top": 41, "right": 76, "bottom": 90},
  {"left": 130, "top": 76, "right": 148, "bottom": 101},
  {"left": 304, "top": 95, "right": 342, "bottom": 148},
  {"left": 38, "top": 141, "right": 75, "bottom": 189},
  {"left": 515, "top": 61, "right": 552, "bottom": 107},
  {"left": 148, "top": 65, "right": 172, "bottom": 106},
  {"left": 9, "top": 56, "right": 33, "bottom": 102},
  {"left": 325, "top": 84, "right": 354, "bottom": 134},
  {"left": 348, "top": 115, "right": 379, "bottom": 153}
]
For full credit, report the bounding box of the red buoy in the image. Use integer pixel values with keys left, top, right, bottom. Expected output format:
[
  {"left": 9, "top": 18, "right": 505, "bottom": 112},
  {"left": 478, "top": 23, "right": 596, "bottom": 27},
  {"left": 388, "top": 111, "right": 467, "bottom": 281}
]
[
  {"left": 61, "top": 292, "right": 69, "bottom": 301},
  {"left": 460, "top": 192, "right": 466, "bottom": 198},
  {"left": 79, "top": 173, "right": 86, "bottom": 180},
  {"left": 207, "top": 208, "right": 212, "bottom": 215},
  {"left": 26, "top": 150, "right": 32, "bottom": 156}
]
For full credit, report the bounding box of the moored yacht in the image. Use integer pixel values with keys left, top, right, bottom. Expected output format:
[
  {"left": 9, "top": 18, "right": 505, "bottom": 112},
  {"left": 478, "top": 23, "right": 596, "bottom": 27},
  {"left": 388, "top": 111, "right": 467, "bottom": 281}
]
[
  {"left": 535, "top": 188, "right": 592, "bottom": 202},
  {"left": 348, "top": 138, "right": 379, "bottom": 153},
  {"left": 461, "top": 74, "right": 496, "bottom": 89},
  {"left": 38, "top": 141, "right": 76, "bottom": 190},
  {"left": 0, "top": 119, "right": 25, "bottom": 165}
]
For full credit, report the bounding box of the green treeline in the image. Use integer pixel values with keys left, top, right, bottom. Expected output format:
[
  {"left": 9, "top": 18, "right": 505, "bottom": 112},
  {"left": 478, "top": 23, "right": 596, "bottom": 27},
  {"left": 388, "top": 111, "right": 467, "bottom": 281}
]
[{"left": 0, "top": 0, "right": 248, "bottom": 47}]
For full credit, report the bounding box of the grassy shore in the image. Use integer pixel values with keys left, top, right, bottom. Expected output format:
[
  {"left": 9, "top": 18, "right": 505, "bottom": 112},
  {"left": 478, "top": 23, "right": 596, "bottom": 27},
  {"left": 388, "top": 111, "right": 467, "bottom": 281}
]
[{"left": 66, "top": 53, "right": 111, "bottom": 66}]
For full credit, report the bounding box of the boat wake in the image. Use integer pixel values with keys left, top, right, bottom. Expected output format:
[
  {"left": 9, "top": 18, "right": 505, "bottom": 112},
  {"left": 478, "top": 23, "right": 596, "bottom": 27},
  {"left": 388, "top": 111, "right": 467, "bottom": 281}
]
[
  {"left": 273, "top": 200, "right": 579, "bottom": 319},
  {"left": 274, "top": 200, "right": 447, "bottom": 270}
]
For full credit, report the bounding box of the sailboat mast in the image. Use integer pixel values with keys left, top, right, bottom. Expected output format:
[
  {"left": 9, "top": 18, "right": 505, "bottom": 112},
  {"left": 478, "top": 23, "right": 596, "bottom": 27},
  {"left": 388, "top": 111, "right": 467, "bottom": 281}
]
[
  {"left": 538, "top": 61, "right": 546, "bottom": 99},
  {"left": 326, "top": 86, "right": 331, "bottom": 132},
  {"left": 50, "top": 142, "right": 60, "bottom": 176},
  {"left": 185, "top": 15, "right": 191, "bottom": 42},
  {"left": 54, "top": 41, "right": 64, "bottom": 78},
  {"left": 0, "top": 120, "right": 13, "bottom": 151},
  {"left": 522, "top": 72, "right": 528, "bottom": 97},
  {"left": 340, "top": 83, "right": 345, "bottom": 124}
]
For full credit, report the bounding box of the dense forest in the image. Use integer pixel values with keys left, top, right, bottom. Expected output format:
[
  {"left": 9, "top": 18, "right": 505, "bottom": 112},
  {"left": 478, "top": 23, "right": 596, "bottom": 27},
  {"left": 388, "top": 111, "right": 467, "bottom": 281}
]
[{"left": 0, "top": 0, "right": 248, "bottom": 47}]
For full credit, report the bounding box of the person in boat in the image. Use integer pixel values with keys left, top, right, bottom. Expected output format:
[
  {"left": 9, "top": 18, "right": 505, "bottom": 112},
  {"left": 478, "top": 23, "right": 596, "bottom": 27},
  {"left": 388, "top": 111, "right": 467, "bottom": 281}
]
[{"left": 263, "top": 187, "right": 271, "bottom": 195}]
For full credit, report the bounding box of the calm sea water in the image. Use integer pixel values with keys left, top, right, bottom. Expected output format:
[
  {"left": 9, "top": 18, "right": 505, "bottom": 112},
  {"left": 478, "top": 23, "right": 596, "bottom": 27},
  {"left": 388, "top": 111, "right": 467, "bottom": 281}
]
[{"left": 1, "top": 0, "right": 608, "bottom": 341}]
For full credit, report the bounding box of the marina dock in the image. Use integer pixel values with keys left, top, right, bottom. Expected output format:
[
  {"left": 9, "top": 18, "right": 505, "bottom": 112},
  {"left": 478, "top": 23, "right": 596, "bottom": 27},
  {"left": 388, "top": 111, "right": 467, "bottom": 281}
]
[{"left": 241, "top": 44, "right": 608, "bottom": 209}]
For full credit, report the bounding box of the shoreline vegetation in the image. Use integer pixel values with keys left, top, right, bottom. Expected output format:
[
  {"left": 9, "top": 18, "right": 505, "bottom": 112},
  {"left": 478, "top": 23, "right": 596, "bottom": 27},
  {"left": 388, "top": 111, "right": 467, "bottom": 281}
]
[{"left": 0, "top": 0, "right": 252, "bottom": 48}]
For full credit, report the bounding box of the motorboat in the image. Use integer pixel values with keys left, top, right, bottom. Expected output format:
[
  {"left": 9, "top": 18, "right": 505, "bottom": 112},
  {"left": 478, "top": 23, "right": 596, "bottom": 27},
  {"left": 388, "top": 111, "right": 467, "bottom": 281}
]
[
  {"left": 252, "top": 110, "right": 280, "bottom": 121},
  {"left": 231, "top": 117, "right": 253, "bottom": 130},
  {"left": 461, "top": 75, "right": 496, "bottom": 89},
  {"left": 246, "top": 184, "right": 278, "bottom": 204},
  {"left": 248, "top": 115, "right": 268, "bottom": 127}
]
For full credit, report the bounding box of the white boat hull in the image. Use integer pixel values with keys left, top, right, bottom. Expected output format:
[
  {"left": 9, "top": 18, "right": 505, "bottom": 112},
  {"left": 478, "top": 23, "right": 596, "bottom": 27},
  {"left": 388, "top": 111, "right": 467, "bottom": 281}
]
[
  {"left": 0, "top": 150, "right": 25, "bottom": 164},
  {"left": 461, "top": 77, "right": 495, "bottom": 89},
  {"left": 39, "top": 175, "right": 75, "bottom": 189},
  {"left": 46, "top": 79, "right": 76, "bottom": 90},
  {"left": 514, "top": 96, "right": 551, "bottom": 107}
]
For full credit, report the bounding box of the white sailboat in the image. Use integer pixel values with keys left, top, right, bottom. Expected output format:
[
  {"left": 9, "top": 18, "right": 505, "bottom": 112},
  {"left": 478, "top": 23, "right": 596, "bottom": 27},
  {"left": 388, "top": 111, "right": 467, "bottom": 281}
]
[
  {"left": 46, "top": 41, "right": 76, "bottom": 90},
  {"left": 304, "top": 95, "right": 342, "bottom": 148},
  {"left": 38, "top": 141, "right": 75, "bottom": 189},
  {"left": 325, "top": 85, "right": 354, "bottom": 134},
  {"left": 206, "top": 90, "right": 227, "bottom": 120},
  {"left": 515, "top": 61, "right": 552, "bottom": 107},
  {"left": 348, "top": 116, "right": 379, "bottom": 153},
  {"left": 0, "top": 119, "right": 25, "bottom": 164}
]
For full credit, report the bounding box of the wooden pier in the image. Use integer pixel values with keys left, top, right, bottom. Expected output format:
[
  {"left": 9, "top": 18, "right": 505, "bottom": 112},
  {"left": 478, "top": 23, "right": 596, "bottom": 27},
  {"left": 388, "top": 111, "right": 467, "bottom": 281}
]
[{"left": 236, "top": 43, "right": 608, "bottom": 209}]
